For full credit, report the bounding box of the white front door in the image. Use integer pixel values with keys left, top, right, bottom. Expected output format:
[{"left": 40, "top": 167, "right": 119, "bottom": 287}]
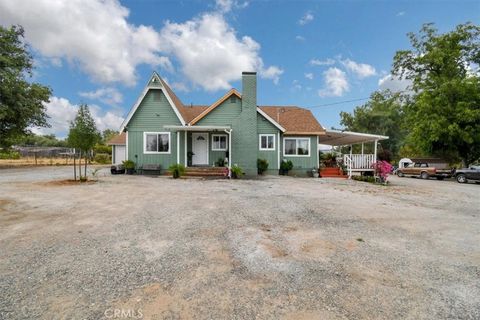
[{"left": 192, "top": 133, "right": 208, "bottom": 165}]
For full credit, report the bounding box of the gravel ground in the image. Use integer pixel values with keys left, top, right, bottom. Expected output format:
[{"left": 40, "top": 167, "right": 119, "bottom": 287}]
[{"left": 0, "top": 166, "right": 479, "bottom": 319}]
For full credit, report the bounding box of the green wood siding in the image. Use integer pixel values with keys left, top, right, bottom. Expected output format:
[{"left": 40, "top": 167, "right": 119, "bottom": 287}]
[
  {"left": 209, "top": 133, "right": 228, "bottom": 166},
  {"left": 127, "top": 89, "right": 182, "bottom": 171},
  {"left": 257, "top": 113, "right": 280, "bottom": 171},
  {"left": 281, "top": 135, "right": 319, "bottom": 176},
  {"left": 195, "top": 97, "right": 241, "bottom": 126}
]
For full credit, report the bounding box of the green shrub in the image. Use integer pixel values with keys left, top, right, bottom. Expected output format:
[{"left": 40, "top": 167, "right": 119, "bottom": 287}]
[
  {"left": 93, "top": 144, "right": 112, "bottom": 154},
  {"left": 280, "top": 160, "right": 293, "bottom": 175},
  {"left": 0, "top": 150, "right": 21, "bottom": 159},
  {"left": 216, "top": 157, "right": 225, "bottom": 167},
  {"left": 230, "top": 164, "right": 243, "bottom": 179},
  {"left": 122, "top": 160, "right": 135, "bottom": 169},
  {"left": 168, "top": 163, "right": 186, "bottom": 179},
  {"left": 257, "top": 158, "right": 269, "bottom": 174},
  {"left": 351, "top": 175, "right": 376, "bottom": 183},
  {"left": 94, "top": 153, "right": 111, "bottom": 164}
]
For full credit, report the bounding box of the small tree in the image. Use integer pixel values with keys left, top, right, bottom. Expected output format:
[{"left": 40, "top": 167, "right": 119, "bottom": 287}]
[{"left": 67, "top": 105, "right": 100, "bottom": 181}]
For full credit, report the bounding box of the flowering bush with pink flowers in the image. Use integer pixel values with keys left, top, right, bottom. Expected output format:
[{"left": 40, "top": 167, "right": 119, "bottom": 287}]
[{"left": 372, "top": 160, "right": 393, "bottom": 184}]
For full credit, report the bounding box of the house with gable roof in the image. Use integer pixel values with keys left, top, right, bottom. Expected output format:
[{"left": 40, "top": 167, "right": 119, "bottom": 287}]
[{"left": 109, "top": 71, "right": 388, "bottom": 177}]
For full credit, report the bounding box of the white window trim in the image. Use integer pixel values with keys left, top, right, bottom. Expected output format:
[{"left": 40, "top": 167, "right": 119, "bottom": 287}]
[
  {"left": 259, "top": 134, "right": 276, "bottom": 151},
  {"left": 283, "top": 137, "right": 311, "bottom": 157},
  {"left": 143, "top": 131, "right": 171, "bottom": 154},
  {"left": 211, "top": 134, "right": 228, "bottom": 151}
]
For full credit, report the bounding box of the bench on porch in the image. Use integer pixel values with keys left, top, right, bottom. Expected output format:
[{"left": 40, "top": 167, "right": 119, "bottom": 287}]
[{"left": 139, "top": 164, "right": 162, "bottom": 175}]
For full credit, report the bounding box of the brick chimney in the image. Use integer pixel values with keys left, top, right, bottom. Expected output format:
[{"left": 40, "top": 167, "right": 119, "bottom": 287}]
[{"left": 231, "top": 72, "right": 258, "bottom": 176}]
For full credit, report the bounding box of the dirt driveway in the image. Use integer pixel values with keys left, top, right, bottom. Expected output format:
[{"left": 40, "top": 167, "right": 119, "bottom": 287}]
[{"left": 0, "top": 167, "right": 479, "bottom": 319}]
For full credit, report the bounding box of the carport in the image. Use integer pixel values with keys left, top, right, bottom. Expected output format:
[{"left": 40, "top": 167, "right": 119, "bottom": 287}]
[{"left": 319, "top": 129, "right": 389, "bottom": 178}]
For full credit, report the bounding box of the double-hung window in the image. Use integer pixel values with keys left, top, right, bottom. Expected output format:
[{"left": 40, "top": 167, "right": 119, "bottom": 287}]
[
  {"left": 212, "top": 134, "right": 227, "bottom": 151},
  {"left": 284, "top": 137, "right": 310, "bottom": 156},
  {"left": 259, "top": 134, "right": 275, "bottom": 150},
  {"left": 144, "top": 132, "right": 170, "bottom": 154}
]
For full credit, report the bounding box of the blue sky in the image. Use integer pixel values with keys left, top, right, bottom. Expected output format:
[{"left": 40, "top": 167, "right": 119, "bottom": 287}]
[{"left": 0, "top": 0, "right": 478, "bottom": 137}]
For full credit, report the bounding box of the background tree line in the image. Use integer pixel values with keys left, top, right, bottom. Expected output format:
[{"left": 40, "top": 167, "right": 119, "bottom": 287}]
[{"left": 340, "top": 22, "right": 480, "bottom": 167}]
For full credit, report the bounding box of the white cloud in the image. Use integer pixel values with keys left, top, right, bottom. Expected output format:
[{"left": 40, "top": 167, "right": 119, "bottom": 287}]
[
  {"left": 32, "top": 97, "right": 124, "bottom": 137},
  {"left": 292, "top": 79, "right": 302, "bottom": 91},
  {"left": 299, "top": 12, "right": 314, "bottom": 25},
  {"left": 79, "top": 88, "right": 123, "bottom": 107},
  {"left": 341, "top": 59, "right": 376, "bottom": 78},
  {"left": 378, "top": 74, "right": 411, "bottom": 93},
  {"left": 158, "top": 13, "right": 283, "bottom": 91},
  {"left": 0, "top": 0, "right": 281, "bottom": 91},
  {"left": 295, "top": 35, "right": 306, "bottom": 41},
  {"left": 397, "top": 11, "right": 405, "bottom": 16},
  {"left": 310, "top": 58, "right": 335, "bottom": 66},
  {"left": 0, "top": 0, "right": 171, "bottom": 87},
  {"left": 262, "top": 66, "right": 283, "bottom": 85},
  {"left": 304, "top": 73, "right": 314, "bottom": 80},
  {"left": 318, "top": 67, "right": 349, "bottom": 97},
  {"left": 215, "top": 0, "right": 248, "bottom": 13}
]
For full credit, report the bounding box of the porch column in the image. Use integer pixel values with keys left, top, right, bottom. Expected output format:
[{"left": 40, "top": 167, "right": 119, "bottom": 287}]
[
  {"left": 361, "top": 143, "right": 364, "bottom": 155},
  {"left": 229, "top": 130, "right": 232, "bottom": 167},
  {"left": 349, "top": 145, "right": 353, "bottom": 178},
  {"left": 184, "top": 131, "right": 187, "bottom": 166},
  {"left": 177, "top": 131, "right": 180, "bottom": 164}
]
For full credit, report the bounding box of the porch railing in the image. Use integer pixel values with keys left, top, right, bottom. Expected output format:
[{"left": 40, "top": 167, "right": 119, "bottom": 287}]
[{"left": 343, "top": 154, "right": 376, "bottom": 177}]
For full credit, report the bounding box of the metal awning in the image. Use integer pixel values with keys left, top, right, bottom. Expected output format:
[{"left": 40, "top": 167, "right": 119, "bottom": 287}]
[
  {"left": 164, "top": 125, "right": 231, "bottom": 132},
  {"left": 319, "top": 129, "right": 388, "bottom": 146}
]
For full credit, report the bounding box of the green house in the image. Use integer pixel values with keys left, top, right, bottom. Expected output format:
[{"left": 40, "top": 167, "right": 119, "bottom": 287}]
[{"left": 115, "top": 71, "right": 327, "bottom": 177}]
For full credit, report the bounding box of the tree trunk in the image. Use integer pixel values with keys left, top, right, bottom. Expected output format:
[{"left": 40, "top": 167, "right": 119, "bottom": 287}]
[
  {"left": 73, "top": 150, "right": 76, "bottom": 181},
  {"left": 84, "top": 151, "right": 88, "bottom": 179},
  {"left": 79, "top": 150, "right": 82, "bottom": 179}
]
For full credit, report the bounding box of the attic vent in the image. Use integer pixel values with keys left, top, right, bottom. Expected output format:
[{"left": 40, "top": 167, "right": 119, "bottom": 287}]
[
  {"left": 153, "top": 90, "right": 162, "bottom": 101},
  {"left": 230, "top": 96, "right": 236, "bottom": 103}
]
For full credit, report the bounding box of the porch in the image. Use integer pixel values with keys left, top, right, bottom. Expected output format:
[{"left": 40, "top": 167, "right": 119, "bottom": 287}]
[
  {"left": 164, "top": 125, "right": 232, "bottom": 168},
  {"left": 319, "top": 130, "right": 389, "bottom": 178}
]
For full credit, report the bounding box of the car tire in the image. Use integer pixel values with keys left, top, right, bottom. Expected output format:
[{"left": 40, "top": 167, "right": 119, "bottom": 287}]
[
  {"left": 420, "top": 172, "right": 429, "bottom": 180},
  {"left": 456, "top": 174, "right": 467, "bottom": 183},
  {"left": 397, "top": 171, "right": 404, "bottom": 177}
]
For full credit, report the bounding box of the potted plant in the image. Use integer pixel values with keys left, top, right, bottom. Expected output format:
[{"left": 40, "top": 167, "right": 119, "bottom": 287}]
[
  {"left": 257, "top": 158, "right": 269, "bottom": 175},
  {"left": 168, "top": 163, "right": 186, "bottom": 179},
  {"left": 280, "top": 160, "right": 293, "bottom": 175},
  {"left": 322, "top": 152, "right": 337, "bottom": 167},
  {"left": 122, "top": 160, "right": 135, "bottom": 174},
  {"left": 230, "top": 164, "right": 243, "bottom": 179},
  {"left": 216, "top": 157, "right": 225, "bottom": 167},
  {"left": 187, "top": 151, "right": 194, "bottom": 167}
]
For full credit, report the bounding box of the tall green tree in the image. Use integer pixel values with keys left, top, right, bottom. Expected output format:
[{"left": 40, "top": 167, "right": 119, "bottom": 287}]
[
  {"left": 67, "top": 105, "right": 100, "bottom": 180},
  {"left": 392, "top": 22, "right": 480, "bottom": 166},
  {"left": 0, "top": 25, "right": 51, "bottom": 148},
  {"left": 101, "top": 129, "right": 118, "bottom": 144},
  {"left": 340, "top": 90, "right": 407, "bottom": 159}
]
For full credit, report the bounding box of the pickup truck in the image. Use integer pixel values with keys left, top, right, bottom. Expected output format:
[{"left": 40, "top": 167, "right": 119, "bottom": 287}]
[
  {"left": 454, "top": 165, "right": 480, "bottom": 183},
  {"left": 396, "top": 162, "right": 453, "bottom": 180}
]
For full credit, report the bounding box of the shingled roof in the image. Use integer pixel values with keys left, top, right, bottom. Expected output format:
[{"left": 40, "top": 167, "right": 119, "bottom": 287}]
[
  {"left": 123, "top": 73, "right": 325, "bottom": 135},
  {"left": 107, "top": 132, "right": 126, "bottom": 145},
  {"left": 258, "top": 106, "right": 325, "bottom": 135}
]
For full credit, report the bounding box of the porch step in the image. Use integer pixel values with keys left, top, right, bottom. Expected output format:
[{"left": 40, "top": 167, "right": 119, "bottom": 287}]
[
  {"left": 184, "top": 167, "right": 228, "bottom": 177},
  {"left": 320, "top": 167, "right": 347, "bottom": 179}
]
